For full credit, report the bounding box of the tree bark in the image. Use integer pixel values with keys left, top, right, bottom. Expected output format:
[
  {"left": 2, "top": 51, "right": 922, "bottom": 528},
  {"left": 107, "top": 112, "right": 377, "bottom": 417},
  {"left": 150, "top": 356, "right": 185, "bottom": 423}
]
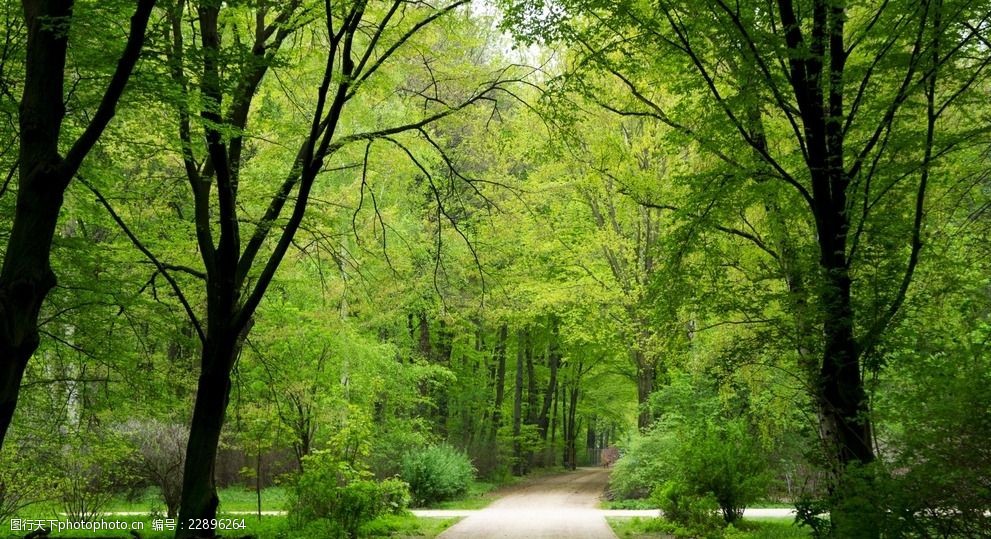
[
  {"left": 537, "top": 319, "right": 560, "bottom": 440},
  {"left": 176, "top": 333, "right": 240, "bottom": 539},
  {"left": 0, "top": 0, "right": 155, "bottom": 449},
  {"left": 548, "top": 377, "right": 559, "bottom": 466},
  {"left": 525, "top": 335, "right": 537, "bottom": 425},
  {"left": 476, "top": 324, "right": 507, "bottom": 475},
  {"left": 564, "top": 384, "right": 579, "bottom": 470},
  {"left": 434, "top": 320, "right": 453, "bottom": 436},
  {"left": 586, "top": 417, "right": 596, "bottom": 465},
  {"left": 634, "top": 350, "right": 655, "bottom": 430},
  {"left": 511, "top": 328, "right": 525, "bottom": 476},
  {"left": 488, "top": 324, "right": 507, "bottom": 443}
]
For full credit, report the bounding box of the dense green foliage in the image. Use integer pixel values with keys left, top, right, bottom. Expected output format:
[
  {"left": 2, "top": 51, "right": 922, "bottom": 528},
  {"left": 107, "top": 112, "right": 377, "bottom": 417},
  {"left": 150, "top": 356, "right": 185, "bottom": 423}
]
[
  {"left": 289, "top": 452, "right": 410, "bottom": 539},
  {"left": 400, "top": 445, "right": 475, "bottom": 506},
  {"left": 1, "top": 0, "right": 989, "bottom": 537},
  {"left": 609, "top": 516, "right": 811, "bottom": 539},
  {"left": 611, "top": 373, "right": 771, "bottom": 524}
]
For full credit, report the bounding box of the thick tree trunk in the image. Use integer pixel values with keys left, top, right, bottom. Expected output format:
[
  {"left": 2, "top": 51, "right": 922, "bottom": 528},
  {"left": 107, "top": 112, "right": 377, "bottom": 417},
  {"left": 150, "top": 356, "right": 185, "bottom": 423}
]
[
  {"left": 176, "top": 334, "right": 239, "bottom": 539},
  {"left": 818, "top": 266, "right": 872, "bottom": 466},
  {"left": 0, "top": 0, "right": 72, "bottom": 450},
  {"left": 1, "top": 0, "right": 154, "bottom": 449},
  {"left": 817, "top": 225, "right": 875, "bottom": 538},
  {"left": 634, "top": 352, "right": 655, "bottom": 430},
  {"left": 0, "top": 342, "right": 34, "bottom": 446},
  {"left": 0, "top": 181, "right": 62, "bottom": 445}
]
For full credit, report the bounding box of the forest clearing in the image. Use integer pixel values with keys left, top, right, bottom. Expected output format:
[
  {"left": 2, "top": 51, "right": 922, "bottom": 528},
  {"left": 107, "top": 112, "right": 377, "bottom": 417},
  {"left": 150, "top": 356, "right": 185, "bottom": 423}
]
[{"left": 1, "top": 0, "right": 989, "bottom": 538}]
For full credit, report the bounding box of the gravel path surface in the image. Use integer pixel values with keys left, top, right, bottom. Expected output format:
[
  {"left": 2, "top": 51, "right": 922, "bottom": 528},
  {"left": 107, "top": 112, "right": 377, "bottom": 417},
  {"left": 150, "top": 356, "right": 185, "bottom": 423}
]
[{"left": 435, "top": 467, "right": 618, "bottom": 539}]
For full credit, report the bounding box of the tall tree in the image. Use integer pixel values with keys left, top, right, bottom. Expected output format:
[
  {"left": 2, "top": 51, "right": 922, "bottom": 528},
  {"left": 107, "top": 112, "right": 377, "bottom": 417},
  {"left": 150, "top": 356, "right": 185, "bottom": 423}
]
[
  {"left": 0, "top": 0, "right": 156, "bottom": 449},
  {"left": 85, "top": 0, "right": 523, "bottom": 534},
  {"left": 502, "top": 0, "right": 991, "bottom": 532}
]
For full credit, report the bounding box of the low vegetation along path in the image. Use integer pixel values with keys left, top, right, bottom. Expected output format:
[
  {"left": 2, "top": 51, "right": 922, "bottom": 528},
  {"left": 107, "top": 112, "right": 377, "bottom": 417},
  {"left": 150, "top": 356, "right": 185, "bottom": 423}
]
[{"left": 426, "top": 467, "right": 619, "bottom": 538}]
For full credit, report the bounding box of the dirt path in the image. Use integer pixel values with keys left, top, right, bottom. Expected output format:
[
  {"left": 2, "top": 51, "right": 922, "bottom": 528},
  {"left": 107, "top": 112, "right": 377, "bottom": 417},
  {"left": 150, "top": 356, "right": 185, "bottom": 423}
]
[{"left": 436, "top": 467, "right": 618, "bottom": 539}]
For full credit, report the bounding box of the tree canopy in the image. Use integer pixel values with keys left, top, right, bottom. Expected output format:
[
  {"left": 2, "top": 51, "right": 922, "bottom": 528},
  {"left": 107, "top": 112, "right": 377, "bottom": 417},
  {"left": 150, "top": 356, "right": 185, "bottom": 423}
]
[{"left": 1, "top": 1, "right": 989, "bottom": 538}]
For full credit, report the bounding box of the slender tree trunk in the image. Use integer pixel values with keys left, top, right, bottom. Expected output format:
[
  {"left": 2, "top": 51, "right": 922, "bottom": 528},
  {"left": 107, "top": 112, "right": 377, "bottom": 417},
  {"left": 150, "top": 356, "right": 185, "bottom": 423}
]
[
  {"left": 488, "top": 324, "right": 507, "bottom": 454},
  {"left": 560, "top": 382, "right": 567, "bottom": 467},
  {"left": 523, "top": 331, "right": 538, "bottom": 468},
  {"left": 564, "top": 384, "right": 579, "bottom": 470},
  {"left": 548, "top": 380, "right": 559, "bottom": 466},
  {"left": 537, "top": 320, "right": 560, "bottom": 440},
  {"left": 460, "top": 352, "right": 473, "bottom": 448},
  {"left": 434, "top": 320, "right": 453, "bottom": 436},
  {"left": 415, "top": 312, "right": 432, "bottom": 420},
  {"left": 525, "top": 337, "right": 537, "bottom": 425},
  {"left": 417, "top": 312, "right": 431, "bottom": 357},
  {"left": 511, "top": 328, "right": 525, "bottom": 476},
  {"left": 586, "top": 417, "right": 596, "bottom": 466},
  {"left": 255, "top": 451, "right": 262, "bottom": 520}
]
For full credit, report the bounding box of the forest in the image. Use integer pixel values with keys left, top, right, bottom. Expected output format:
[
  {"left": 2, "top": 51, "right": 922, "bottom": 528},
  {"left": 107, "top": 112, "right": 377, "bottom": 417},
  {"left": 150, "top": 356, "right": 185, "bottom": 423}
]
[{"left": 0, "top": 0, "right": 989, "bottom": 538}]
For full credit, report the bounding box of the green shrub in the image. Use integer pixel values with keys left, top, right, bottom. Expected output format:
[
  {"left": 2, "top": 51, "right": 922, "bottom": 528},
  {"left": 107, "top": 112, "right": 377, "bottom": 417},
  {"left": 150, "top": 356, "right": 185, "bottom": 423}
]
[
  {"left": 654, "top": 480, "right": 724, "bottom": 535},
  {"left": 797, "top": 461, "right": 991, "bottom": 539},
  {"left": 611, "top": 418, "right": 768, "bottom": 526},
  {"left": 611, "top": 372, "right": 772, "bottom": 519},
  {"left": 609, "top": 425, "right": 679, "bottom": 500},
  {"left": 400, "top": 444, "right": 475, "bottom": 506},
  {"left": 794, "top": 498, "right": 832, "bottom": 538},
  {"left": 869, "top": 328, "right": 991, "bottom": 538},
  {"left": 677, "top": 420, "right": 769, "bottom": 524},
  {"left": 288, "top": 451, "right": 410, "bottom": 539},
  {"left": 0, "top": 450, "right": 42, "bottom": 523},
  {"left": 52, "top": 429, "right": 136, "bottom": 521}
]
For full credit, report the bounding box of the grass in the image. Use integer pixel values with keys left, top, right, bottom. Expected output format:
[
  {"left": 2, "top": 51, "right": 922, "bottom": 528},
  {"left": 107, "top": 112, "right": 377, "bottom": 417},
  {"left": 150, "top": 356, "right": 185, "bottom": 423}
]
[
  {"left": 12, "top": 486, "right": 291, "bottom": 518},
  {"left": 3, "top": 484, "right": 465, "bottom": 538},
  {"left": 601, "top": 498, "right": 658, "bottom": 510},
  {"left": 748, "top": 500, "right": 798, "bottom": 509},
  {"left": 602, "top": 498, "right": 798, "bottom": 511},
  {"left": 423, "top": 480, "right": 502, "bottom": 510},
  {"left": 3, "top": 515, "right": 284, "bottom": 539},
  {"left": 360, "top": 514, "right": 461, "bottom": 538},
  {"left": 2, "top": 514, "right": 460, "bottom": 539},
  {"left": 215, "top": 486, "right": 289, "bottom": 512},
  {"left": 608, "top": 516, "right": 810, "bottom": 539}
]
